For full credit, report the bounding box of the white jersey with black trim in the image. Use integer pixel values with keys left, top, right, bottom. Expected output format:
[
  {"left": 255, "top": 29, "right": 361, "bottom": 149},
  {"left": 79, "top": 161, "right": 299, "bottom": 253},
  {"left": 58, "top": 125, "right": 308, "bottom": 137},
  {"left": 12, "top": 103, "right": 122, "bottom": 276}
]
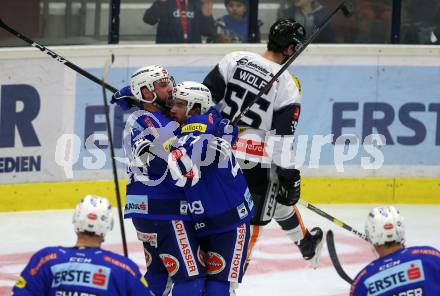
[
  {"left": 216, "top": 51, "right": 301, "bottom": 130},
  {"left": 205, "top": 51, "right": 302, "bottom": 168}
]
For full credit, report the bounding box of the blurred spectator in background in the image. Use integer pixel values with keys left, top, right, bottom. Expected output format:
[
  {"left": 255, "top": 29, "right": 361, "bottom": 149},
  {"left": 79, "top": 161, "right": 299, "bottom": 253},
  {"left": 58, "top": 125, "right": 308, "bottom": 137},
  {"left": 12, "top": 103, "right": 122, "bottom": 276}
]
[
  {"left": 278, "top": 0, "right": 335, "bottom": 43},
  {"left": 354, "top": 0, "right": 391, "bottom": 43},
  {"left": 143, "top": 0, "right": 215, "bottom": 43},
  {"left": 401, "top": 0, "right": 440, "bottom": 44},
  {"left": 212, "top": 0, "right": 261, "bottom": 43}
]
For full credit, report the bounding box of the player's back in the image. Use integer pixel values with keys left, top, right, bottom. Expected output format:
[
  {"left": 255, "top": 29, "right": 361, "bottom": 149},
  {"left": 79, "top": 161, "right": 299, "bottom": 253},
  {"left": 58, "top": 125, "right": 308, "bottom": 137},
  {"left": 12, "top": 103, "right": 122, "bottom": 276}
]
[
  {"left": 12, "top": 246, "right": 151, "bottom": 296},
  {"left": 204, "top": 51, "right": 301, "bottom": 131},
  {"left": 204, "top": 51, "right": 302, "bottom": 185},
  {"left": 177, "top": 112, "right": 255, "bottom": 236},
  {"left": 350, "top": 246, "right": 440, "bottom": 296}
]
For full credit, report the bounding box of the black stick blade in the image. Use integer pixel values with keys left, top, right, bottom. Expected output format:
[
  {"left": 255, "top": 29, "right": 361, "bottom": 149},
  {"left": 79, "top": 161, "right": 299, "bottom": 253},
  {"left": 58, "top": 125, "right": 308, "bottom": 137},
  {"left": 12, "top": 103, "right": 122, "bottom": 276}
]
[
  {"left": 341, "top": 1, "right": 354, "bottom": 17},
  {"left": 326, "top": 230, "right": 353, "bottom": 284}
]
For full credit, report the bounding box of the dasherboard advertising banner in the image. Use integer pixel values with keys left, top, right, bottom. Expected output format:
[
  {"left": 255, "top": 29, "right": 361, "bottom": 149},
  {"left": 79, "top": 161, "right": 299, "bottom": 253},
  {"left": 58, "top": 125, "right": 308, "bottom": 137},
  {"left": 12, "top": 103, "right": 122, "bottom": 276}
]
[{"left": 0, "top": 45, "right": 439, "bottom": 186}]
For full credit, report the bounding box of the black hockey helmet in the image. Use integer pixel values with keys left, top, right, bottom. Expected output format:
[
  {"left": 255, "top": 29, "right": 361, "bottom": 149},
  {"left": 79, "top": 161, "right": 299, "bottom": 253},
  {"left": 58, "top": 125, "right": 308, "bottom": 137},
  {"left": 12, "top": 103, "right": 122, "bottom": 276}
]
[{"left": 268, "top": 18, "right": 306, "bottom": 52}]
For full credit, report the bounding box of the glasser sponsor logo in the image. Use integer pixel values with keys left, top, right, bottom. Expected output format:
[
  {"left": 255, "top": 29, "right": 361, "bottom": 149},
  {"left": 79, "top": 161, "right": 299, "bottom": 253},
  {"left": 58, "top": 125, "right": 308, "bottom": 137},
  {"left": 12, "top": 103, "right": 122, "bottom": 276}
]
[
  {"left": 173, "top": 220, "right": 199, "bottom": 276},
  {"left": 228, "top": 224, "right": 246, "bottom": 281}
]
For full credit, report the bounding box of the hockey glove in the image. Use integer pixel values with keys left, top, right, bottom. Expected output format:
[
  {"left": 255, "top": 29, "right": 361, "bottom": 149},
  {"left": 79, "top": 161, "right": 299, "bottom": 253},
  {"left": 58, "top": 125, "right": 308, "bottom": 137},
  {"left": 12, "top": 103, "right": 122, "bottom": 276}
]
[
  {"left": 132, "top": 137, "right": 153, "bottom": 166},
  {"left": 276, "top": 168, "right": 301, "bottom": 206},
  {"left": 208, "top": 136, "right": 233, "bottom": 162},
  {"left": 110, "top": 86, "right": 137, "bottom": 111},
  {"left": 215, "top": 118, "right": 238, "bottom": 146}
]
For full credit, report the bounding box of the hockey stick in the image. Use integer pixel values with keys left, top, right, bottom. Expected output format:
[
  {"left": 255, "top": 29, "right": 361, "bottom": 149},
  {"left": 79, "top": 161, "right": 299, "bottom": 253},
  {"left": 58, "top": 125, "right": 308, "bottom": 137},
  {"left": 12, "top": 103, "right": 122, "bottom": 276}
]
[
  {"left": 232, "top": 1, "right": 353, "bottom": 125},
  {"left": 297, "top": 199, "right": 368, "bottom": 241},
  {"left": 326, "top": 230, "right": 353, "bottom": 284},
  {"left": 101, "top": 54, "right": 129, "bottom": 257},
  {"left": 0, "top": 18, "right": 118, "bottom": 93}
]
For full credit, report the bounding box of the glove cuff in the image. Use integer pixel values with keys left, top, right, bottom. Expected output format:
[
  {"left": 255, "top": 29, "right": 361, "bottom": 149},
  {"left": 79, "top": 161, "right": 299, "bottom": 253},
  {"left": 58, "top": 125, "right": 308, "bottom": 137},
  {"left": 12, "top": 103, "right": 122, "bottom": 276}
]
[{"left": 277, "top": 167, "right": 300, "bottom": 179}]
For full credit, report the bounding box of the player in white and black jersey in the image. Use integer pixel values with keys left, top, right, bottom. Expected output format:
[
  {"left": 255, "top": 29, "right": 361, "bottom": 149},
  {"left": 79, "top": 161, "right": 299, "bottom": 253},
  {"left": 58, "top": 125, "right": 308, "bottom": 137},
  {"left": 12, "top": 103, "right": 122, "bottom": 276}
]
[{"left": 203, "top": 18, "right": 324, "bottom": 269}]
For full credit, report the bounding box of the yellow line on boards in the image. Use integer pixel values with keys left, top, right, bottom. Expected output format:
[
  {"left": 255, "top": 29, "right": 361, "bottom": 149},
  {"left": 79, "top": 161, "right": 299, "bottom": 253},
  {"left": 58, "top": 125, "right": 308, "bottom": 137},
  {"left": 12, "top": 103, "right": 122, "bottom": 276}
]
[{"left": 0, "top": 178, "right": 439, "bottom": 212}]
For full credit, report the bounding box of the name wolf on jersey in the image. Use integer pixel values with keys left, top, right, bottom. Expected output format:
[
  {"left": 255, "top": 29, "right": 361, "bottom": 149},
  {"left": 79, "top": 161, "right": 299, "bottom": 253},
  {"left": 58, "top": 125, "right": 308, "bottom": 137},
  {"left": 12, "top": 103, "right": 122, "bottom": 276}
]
[
  {"left": 51, "top": 263, "right": 110, "bottom": 289},
  {"left": 364, "top": 260, "right": 425, "bottom": 296},
  {"left": 234, "top": 69, "right": 269, "bottom": 91}
]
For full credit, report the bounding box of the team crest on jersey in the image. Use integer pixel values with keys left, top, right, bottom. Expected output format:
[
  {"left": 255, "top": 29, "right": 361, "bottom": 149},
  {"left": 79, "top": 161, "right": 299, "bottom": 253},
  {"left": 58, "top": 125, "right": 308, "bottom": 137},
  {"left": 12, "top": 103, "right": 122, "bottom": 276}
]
[
  {"left": 207, "top": 252, "right": 226, "bottom": 275},
  {"left": 159, "top": 254, "right": 179, "bottom": 276}
]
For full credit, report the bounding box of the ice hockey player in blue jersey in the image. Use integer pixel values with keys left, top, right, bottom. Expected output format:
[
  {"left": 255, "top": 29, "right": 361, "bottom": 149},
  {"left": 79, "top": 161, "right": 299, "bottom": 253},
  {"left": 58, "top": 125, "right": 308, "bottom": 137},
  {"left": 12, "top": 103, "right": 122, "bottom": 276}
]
[
  {"left": 11, "top": 195, "right": 152, "bottom": 296},
  {"left": 118, "top": 66, "right": 206, "bottom": 296},
  {"left": 167, "top": 81, "right": 254, "bottom": 295},
  {"left": 350, "top": 205, "right": 440, "bottom": 296}
]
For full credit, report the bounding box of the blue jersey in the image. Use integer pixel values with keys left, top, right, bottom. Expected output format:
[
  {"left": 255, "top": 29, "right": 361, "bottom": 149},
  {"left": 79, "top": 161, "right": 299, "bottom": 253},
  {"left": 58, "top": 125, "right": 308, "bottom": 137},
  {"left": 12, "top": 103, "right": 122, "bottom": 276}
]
[
  {"left": 350, "top": 246, "right": 440, "bottom": 296},
  {"left": 175, "top": 111, "right": 255, "bottom": 236},
  {"left": 12, "top": 246, "right": 152, "bottom": 296},
  {"left": 124, "top": 110, "right": 190, "bottom": 221}
]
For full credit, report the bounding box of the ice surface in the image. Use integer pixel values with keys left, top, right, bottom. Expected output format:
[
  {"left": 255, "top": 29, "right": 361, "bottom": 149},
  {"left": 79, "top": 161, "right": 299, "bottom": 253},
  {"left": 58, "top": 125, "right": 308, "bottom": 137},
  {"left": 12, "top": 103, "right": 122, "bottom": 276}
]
[{"left": 1, "top": 204, "right": 439, "bottom": 295}]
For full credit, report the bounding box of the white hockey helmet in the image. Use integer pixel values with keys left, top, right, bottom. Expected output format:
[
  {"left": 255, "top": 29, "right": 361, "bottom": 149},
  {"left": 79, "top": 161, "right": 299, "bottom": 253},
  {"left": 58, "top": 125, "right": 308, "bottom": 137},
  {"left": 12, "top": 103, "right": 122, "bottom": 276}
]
[
  {"left": 365, "top": 206, "right": 405, "bottom": 246},
  {"left": 172, "top": 81, "right": 214, "bottom": 115},
  {"left": 72, "top": 195, "right": 114, "bottom": 237},
  {"left": 130, "top": 65, "right": 173, "bottom": 103}
]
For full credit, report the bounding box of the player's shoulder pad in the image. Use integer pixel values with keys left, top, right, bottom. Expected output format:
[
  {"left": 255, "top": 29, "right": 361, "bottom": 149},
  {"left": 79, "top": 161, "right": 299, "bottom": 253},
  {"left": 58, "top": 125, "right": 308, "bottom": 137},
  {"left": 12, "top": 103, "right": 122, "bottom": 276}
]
[
  {"left": 223, "top": 51, "right": 254, "bottom": 66},
  {"left": 26, "top": 247, "right": 60, "bottom": 271},
  {"left": 181, "top": 114, "right": 216, "bottom": 135},
  {"left": 350, "top": 267, "right": 368, "bottom": 295},
  {"left": 129, "top": 110, "right": 176, "bottom": 138},
  {"left": 101, "top": 249, "right": 140, "bottom": 275},
  {"left": 407, "top": 245, "right": 440, "bottom": 260},
  {"left": 34, "top": 246, "right": 63, "bottom": 257},
  {"left": 139, "top": 111, "right": 171, "bottom": 128},
  {"left": 288, "top": 72, "right": 302, "bottom": 95}
]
